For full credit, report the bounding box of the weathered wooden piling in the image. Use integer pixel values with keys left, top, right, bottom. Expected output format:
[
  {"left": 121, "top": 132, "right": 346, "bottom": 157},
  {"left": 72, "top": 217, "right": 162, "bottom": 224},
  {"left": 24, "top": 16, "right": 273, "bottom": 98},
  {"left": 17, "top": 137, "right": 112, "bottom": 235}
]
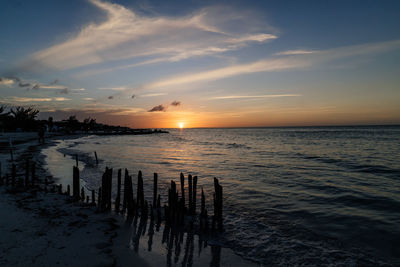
[
  {"left": 94, "top": 151, "right": 99, "bottom": 165},
  {"left": 58, "top": 184, "right": 62, "bottom": 194},
  {"left": 67, "top": 185, "right": 70, "bottom": 196},
  {"left": 126, "top": 173, "right": 134, "bottom": 216},
  {"left": 201, "top": 187, "right": 205, "bottom": 216},
  {"left": 122, "top": 169, "right": 128, "bottom": 213},
  {"left": 115, "top": 169, "right": 121, "bottom": 212},
  {"left": 101, "top": 168, "right": 113, "bottom": 211},
  {"left": 73, "top": 166, "right": 80, "bottom": 201},
  {"left": 153, "top": 173, "right": 158, "bottom": 208},
  {"left": 25, "top": 159, "right": 29, "bottom": 187},
  {"left": 137, "top": 171, "right": 144, "bottom": 209},
  {"left": 192, "top": 176, "right": 197, "bottom": 215},
  {"left": 213, "top": 178, "right": 223, "bottom": 231},
  {"left": 180, "top": 173, "right": 185, "bottom": 204},
  {"left": 188, "top": 174, "right": 193, "bottom": 213}
]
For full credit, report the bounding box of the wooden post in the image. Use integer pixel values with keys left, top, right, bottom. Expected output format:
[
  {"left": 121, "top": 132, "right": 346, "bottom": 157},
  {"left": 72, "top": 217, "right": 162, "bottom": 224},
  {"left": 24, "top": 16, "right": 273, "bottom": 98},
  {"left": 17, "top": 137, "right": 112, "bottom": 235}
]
[
  {"left": 153, "top": 173, "right": 158, "bottom": 208},
  {"left": 58, "top": 184, "right": 62, "bottom": 194},
  {"left": 180, "top": 173, "right": 185, "bottom": 206},
  {"left": 31, "top": 162, "right": 36, "bottom": 186},
  {"left": 157, "top": 194, "right": 161, "bottom": 209},
  {"left": 101, "top": 169, "right": 107, "bottom": 211},
  {"left": 137, "top": 171, "right": 144, "bottom": 209},
  {"left": 192, "top": 176, "right": 197, "bottom": 215},
  {"left": 201, "top": 187, "right": 205, "bottom": 216},
  {"left": 25, "top": 159, "right": 29, "bottom": 187},
  {"left": 11, "top": 164, "right": 16, "bottom": 187},
  {"left": 67, "top": 185, "right": 70, "bottom": 196},
  {"left": 115, "top": 169, "right": 121, "bottom": 212},
  {"left": 107, "top": 168, "right": 112, "bottom": 211},
  {"left": 188, "top": 174, "right": 192, "bottom": 214},
  {"left": 73, "top": 166, "right": 80, "bottom": 201},
  {"left": 94, "top": 151, "right": 98, "bottom": 165},
  {"left": 126, "top": 175, "right": 134, "bottom": 216},
  {"left": 213, "top": 178, "right": 223, "bottom": 231},
  {"left": 122, "top": 169, "right": 129, "bottom": 213}
]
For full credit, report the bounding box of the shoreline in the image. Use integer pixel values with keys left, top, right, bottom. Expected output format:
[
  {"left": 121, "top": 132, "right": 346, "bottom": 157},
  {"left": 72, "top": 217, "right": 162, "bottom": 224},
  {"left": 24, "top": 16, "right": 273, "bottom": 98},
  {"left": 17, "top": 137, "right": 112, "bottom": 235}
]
[
  {"left": 0, "top": 132, "right": 146, "bottom": 266},
  {"left": 0, "top": 132, "right": 259, "bottom": 267}
]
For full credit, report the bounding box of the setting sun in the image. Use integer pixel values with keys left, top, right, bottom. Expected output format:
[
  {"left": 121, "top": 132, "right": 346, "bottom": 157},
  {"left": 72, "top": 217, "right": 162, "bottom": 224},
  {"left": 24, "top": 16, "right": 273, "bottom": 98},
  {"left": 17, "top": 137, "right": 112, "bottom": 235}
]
[{"left": 178, "top": 122, "right": 184, "bottom": 129}]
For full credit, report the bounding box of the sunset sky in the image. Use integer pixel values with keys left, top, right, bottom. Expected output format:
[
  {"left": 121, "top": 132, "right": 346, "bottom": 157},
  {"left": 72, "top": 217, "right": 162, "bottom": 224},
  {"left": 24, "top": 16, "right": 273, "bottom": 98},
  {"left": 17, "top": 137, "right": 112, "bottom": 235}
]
[{"left": 1, "top": 0, "right": 400, "bottom": 128}]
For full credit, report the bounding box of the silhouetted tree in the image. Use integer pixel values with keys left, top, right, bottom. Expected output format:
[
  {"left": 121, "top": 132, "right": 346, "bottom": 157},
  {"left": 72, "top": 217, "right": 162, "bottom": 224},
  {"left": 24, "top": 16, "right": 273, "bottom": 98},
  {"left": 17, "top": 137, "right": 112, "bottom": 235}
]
[
  {"left": 10, "top": 106, "right": 39, "bottom": 131},
  {"left": 65, "top": 115, "right": 80, "bottom": 133}
]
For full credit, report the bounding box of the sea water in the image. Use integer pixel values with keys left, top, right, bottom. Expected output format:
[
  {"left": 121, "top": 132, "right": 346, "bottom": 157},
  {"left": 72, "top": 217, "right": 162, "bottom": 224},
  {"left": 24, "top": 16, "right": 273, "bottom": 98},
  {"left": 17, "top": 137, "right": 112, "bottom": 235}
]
[{"left": 42, "top": 126, "right": 400, "bottom": 265}]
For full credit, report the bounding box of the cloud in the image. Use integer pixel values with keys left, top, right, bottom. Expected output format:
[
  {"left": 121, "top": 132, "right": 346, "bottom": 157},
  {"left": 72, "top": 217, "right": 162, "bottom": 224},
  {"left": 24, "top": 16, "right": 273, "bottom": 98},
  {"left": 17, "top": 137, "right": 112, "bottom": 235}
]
[
  {"left": 108, "top": 96, "right": 114, "bottom": 99},
  {"left": 171, "top": 100, "right": 181, "bottom": 106},
  {"left": 275, "top": 50, "right": 317, "bottom": 56},
  {"left": 209, "top": 94, "right": 301, "bottom": 100},
  {"left": 146, "top": 57, "right": 309, "bottom": 89},
  {"left": 0, "top": 77, "right": 15, "bottom": 86},
  {"left": 140, "top": 93, "right": 166, "bottom": 97},
  {"left": 30, "top": 0, "right": 276, "bottom": 71},
  {"left": 59, "top": 88, "right": 69, "bottom": 94},
  {"left": 99, "top": 86, "right": 129, "bottom": 91},
  {"left": 54, "top": 97, "right": 71, "bottom": 101},
  {"left": 11, "top": 97, "right": 69, "bottom": 102},
  {"left": 82, "top": 98, "right": 94, "bottom": 101},
  {"left": 140, "top": 39, "right": 400, "bottom": 91},
  {"left": 148, "top": 104, "right": 166, "bottom": 112}
]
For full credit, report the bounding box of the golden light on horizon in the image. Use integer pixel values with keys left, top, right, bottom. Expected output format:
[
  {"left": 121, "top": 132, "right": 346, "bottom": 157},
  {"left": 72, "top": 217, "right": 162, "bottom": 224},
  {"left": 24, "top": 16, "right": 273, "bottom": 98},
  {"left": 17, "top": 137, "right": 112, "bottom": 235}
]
[{"left": 178, "top": 122, "right": 185, "bottom": 129}]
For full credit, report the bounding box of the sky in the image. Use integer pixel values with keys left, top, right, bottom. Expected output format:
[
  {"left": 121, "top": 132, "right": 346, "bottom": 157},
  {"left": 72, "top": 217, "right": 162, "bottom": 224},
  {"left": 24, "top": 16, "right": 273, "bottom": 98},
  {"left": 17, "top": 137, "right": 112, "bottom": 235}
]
[{"left": 1, "top": 0, "right": 400, "bottom": 128}]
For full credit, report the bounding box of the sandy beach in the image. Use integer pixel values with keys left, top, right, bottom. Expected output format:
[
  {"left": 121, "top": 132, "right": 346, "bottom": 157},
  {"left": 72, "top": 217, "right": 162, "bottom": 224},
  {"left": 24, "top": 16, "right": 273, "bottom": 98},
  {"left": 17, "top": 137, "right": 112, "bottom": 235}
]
[{"left": 0, "top": 132, "right": 257, "bottom": 267}]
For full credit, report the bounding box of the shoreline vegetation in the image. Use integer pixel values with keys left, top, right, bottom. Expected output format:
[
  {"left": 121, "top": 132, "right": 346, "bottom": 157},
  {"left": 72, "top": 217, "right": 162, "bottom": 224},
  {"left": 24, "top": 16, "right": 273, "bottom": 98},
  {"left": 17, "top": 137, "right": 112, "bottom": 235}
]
[
  {"left": 0, "top": 105, "right": 168, "bottom": 135},
  {"left": 0, "top": 129, "right": 255, "bottom": 266}
]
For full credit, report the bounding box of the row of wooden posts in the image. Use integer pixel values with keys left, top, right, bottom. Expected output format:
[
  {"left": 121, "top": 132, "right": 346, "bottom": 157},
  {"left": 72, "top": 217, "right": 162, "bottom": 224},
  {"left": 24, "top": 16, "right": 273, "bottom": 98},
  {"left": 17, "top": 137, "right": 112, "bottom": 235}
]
[
  {"left": 0, "top": 160, "right": 36, "bottom": 188},
  {"left": 0, "top": 159, "right": 224, "bottom": 231},
  {"left": 71, "top": 164, "right": 224, "bottom": 231}
]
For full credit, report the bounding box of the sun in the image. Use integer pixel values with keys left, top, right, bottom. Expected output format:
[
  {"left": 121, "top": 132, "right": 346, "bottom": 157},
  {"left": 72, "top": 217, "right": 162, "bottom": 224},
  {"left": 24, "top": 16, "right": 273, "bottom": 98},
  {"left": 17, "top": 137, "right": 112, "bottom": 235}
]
[{"left": 178, "top": 122, "right": 184, "bottom": 129}]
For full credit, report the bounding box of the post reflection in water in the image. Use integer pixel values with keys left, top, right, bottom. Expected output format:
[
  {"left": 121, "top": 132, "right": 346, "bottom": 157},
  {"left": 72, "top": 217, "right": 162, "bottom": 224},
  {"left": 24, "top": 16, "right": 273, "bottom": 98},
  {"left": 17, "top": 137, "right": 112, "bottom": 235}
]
[{"left": 128, "top": 216, "right": 224, "bottom": 267}]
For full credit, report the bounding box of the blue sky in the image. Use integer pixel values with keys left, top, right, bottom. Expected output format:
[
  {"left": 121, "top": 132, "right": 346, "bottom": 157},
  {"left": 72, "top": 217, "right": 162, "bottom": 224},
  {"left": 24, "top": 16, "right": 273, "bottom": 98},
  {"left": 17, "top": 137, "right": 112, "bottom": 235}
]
[{"left": 1, "top": 0, "right": 400, "bottom": 127}]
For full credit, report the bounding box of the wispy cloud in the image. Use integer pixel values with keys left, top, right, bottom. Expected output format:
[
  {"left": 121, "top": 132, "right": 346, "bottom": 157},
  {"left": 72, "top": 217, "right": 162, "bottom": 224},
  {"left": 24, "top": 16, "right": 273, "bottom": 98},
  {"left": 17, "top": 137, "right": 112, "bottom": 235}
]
[
  {"left": 98, "top": 86, "right": 129, "bottom": 91},
  {"left": 29, "top": 0, "right": 276, "bottom": 71},
  {"left": 275, "top": 50, "right": 317, "bottom": 56},
  {"left": 140, "top": 39, "right": 400, "bottom": 91},
  {"left": 140, "top": 93, "right": 167, "bottom": 97},
  {"left": 209, "top": 94, "right": 301, "bottom": 100},
  {"left": 146, "top": 57, "right": 309, "bottom": 89},
  {"left": 11, "top": 97, "right": 70, "bottom": 102}
]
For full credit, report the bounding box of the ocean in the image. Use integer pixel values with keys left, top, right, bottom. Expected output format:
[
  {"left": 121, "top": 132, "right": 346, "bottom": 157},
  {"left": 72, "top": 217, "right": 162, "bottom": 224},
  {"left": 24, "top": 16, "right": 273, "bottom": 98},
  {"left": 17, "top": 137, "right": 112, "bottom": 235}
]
[{"left": 42, "top": 126, "right": 400, "bottom": 265}]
